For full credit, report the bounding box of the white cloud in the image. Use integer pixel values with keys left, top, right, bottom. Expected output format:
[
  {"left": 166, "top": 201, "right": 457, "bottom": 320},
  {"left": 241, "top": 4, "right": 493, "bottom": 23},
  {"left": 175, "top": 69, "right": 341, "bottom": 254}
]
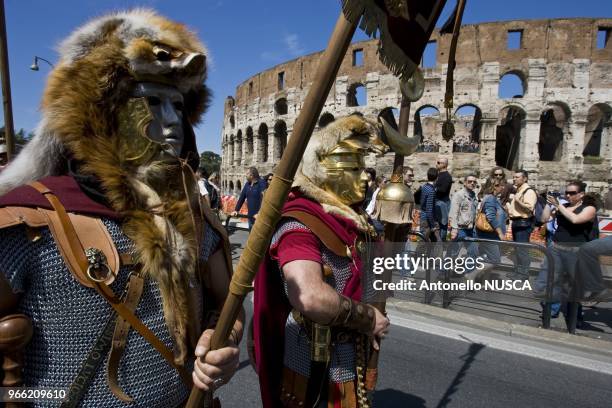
[{"left": 283, "top": 33, "right": 304, "bottom": 57}]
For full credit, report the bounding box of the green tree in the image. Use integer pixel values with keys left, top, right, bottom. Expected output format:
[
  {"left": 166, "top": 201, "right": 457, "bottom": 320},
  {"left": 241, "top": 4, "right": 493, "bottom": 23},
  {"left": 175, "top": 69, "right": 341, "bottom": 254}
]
[
  {"left": 0, "top": 127, "right": 33, "bottom": 148},
  {"left": 199, "top": 150, "right": 221, "bottom": 176},
  {"left": 14, "top": 128, "right": 34, "bottom": 146}
]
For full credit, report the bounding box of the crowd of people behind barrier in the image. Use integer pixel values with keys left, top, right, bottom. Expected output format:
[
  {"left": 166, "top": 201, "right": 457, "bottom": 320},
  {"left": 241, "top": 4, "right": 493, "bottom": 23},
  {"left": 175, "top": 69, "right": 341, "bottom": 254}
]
[
  {"left": 208, "top": 160, "right": 611, "bottom": 321},
  {"left": 401, "top": 159, "right": 611, "bottom": 328}
]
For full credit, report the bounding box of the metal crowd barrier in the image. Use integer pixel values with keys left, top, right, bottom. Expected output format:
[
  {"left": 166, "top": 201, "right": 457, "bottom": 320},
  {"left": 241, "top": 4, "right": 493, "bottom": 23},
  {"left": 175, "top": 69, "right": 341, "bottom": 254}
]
[
  {"left": 401, "top": 234, "right": 558, "bottom": 329},
  {"left": 462, "top": 237, "right": 557, "bottom": 329}
]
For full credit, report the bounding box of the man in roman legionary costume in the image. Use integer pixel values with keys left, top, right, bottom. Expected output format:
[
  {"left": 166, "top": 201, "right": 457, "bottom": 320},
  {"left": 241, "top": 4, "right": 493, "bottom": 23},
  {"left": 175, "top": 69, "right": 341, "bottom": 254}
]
[
  {"left": 0, "top": 10, "right": 242, "bottom": 407},
  {"left": 253, "top": 115, "right": 392, "bottom": 408}
]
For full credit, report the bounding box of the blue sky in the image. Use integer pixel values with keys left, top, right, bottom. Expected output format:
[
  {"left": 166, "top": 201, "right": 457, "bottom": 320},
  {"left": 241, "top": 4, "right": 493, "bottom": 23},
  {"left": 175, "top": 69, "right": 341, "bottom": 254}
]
[{"left": 3, "top": 0, "right": 611, "bottom": 154}]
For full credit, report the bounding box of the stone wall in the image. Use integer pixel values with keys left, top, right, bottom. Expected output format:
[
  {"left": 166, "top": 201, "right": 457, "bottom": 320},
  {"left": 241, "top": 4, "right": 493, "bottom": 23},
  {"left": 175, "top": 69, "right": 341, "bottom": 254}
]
[{"left": 221, "top": 18, "right": 612, "bottom": 198}]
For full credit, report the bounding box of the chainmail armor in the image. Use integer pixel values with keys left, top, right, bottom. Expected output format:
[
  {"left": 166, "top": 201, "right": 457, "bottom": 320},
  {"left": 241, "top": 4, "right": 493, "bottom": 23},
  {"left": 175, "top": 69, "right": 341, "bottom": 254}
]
[
  {"left": 0, "top": 218, "right": 220, "bottom": 408},
  {"left": 274, "top": 219, "right": 357, "bottom": 383}
]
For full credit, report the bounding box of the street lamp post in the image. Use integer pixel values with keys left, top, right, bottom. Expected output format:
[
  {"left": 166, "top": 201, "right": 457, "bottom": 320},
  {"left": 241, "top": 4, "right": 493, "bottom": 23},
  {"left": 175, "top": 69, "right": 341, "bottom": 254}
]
[
  {"left": 0, "top": 0, "right": 15, "bottom": 162},
  {"left": 30, "top": 56, "right": 54, "bottom": 71}
]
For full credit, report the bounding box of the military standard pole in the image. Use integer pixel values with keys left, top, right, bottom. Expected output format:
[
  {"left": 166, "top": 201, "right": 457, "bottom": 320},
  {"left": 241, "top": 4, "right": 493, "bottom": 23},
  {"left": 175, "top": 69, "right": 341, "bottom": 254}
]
[
  {"left": 393, "top": 97, "right": 411, "bottom": 170},
  {"left": 0, "top": 0, "right": 14, "bottom": 161},
  {"left": 186, "top": 10, "right": 359, "bottom": 408}
]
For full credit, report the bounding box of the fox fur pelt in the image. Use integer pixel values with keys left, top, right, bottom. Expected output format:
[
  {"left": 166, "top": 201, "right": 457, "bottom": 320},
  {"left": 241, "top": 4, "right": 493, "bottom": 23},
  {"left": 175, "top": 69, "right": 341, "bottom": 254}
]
[{"left": 0, "top": 9, "right": 211, "bottom": 365}]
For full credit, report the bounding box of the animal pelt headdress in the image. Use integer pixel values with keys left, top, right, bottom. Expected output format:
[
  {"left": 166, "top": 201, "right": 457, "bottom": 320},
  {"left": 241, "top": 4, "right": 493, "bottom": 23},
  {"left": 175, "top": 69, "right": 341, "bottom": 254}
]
[
  {"left": 0, "top": 9, "right": 211, "bottom": 364},
  {"left": 293, "top": 115, "right": 388, "bottom": 231}
]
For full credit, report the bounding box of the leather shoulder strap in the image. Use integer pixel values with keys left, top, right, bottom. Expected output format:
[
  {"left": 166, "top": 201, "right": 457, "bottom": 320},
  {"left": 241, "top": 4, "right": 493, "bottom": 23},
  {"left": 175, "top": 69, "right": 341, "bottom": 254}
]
[
  {"left": 0, "top": 208, "right": 122, "bottom": 288},
  {"left": 25, "top": 181, "right": 118, "bottom": 288},
  {"left": 283, "top": 210, "right": 350, "bottom": 258},
  {"left": 0, "top": 206, "right": 47, "bottom": 229}
]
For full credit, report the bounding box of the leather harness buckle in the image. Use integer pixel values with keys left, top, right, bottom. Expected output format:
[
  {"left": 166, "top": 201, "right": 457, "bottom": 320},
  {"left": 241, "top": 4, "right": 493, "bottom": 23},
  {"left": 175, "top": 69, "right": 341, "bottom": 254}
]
[{"left": 85, "top": 247, "right": 114, "bottom": 283}]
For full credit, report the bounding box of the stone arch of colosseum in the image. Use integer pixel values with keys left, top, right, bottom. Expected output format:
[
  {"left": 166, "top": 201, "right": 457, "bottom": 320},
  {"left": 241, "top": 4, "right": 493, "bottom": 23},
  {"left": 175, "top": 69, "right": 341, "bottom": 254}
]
[{"left": 220, "top": 18, "right": 612, "bottom": 196}]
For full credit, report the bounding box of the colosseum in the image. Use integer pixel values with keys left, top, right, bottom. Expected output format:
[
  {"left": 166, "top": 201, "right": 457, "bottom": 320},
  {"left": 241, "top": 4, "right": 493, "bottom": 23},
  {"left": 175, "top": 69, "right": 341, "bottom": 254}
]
[{"left": 220, "top": 18, "right": 612, "bottom": 197}]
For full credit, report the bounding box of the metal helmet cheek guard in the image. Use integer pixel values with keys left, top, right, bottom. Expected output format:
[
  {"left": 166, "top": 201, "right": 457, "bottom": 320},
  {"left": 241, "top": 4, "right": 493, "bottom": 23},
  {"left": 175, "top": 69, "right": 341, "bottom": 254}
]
[
  {"left": 116, "top": 95, "right": 190, "bottom": 168},
  {"left": 117, "top": 97, "right": 163, "bottom": 167}
]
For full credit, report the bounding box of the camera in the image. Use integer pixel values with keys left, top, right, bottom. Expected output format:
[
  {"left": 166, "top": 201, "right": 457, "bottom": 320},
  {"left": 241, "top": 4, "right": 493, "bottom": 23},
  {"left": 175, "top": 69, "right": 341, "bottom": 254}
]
[{"left": 547, "top": 191, "right": 561, "bottom": 198}]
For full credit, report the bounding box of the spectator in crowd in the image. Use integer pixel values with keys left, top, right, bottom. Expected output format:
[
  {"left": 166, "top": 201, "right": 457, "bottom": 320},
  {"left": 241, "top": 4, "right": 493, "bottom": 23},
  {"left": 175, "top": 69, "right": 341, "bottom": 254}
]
[
  {"left": 507, "top": 170, "right": 538, "bottom": 278},
  {"left": 447, "top": 174, "right": 479, "bottom": 269},
  {"left": 536, "top": 190, "right": 565, "bottom": 317},
  {"left": 365, "top": 176, "right": 384, "bottom": 215},
  {"left": 403, "top": 166, "right": 415, "bottom": 188},
  {"left": 435, "top": 157, "right": 453, "bottom": 241},
  {"left": 420, "top": 167, "right": 439, "bottom": 241},
  {"left": 207, "top": 172, "right": 221, "bottom": 213},
  {"left": 533, "top": 190, "right": 568, "bottom": 317},
  {"left": 449, "top": 174, "right": 478, "bottom": 241},
  {"left": 576, "top": 236, "right": 612, "bottom": 302},
  {"left": 196, "top": 168, "right": 211, "bottom": 206},
  {"left": 264, "top": 173, "right": 273, "bottom": 187},
  {"left": 403, "top": 166, "right": 418, "bottom": 223},
  {"left": 481, "top": 167, "right": 513, "bottom": 202},
  {"left": 469, "top": 178, "right": 507, "bottom": 281},
  {"left": 542, "top": 191, "right": 567, "bottom": 245},
  {"left": 366, "top": 176, "right": 385, "bottom": 234},
  {"left": 362, "top": 167, "right": 377, "bottom": 210},
  {"left": 535, "top": 181, "right": 598, "bottom": 319},
  {"left": 232, "top": 166, "right": 267, "bottom": 230}
]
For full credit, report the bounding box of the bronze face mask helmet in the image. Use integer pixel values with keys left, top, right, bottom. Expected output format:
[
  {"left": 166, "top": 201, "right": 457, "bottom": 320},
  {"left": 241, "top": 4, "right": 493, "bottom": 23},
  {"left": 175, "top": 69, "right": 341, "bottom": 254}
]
[
  {"left": 304, "top": 113, "right": 419, "bottom": 208},
  {"left": 319, "top": 140, "right": 370, "bottom": 206},
  {"left": 117, "top": 45, "right": 207, "bottom": 170}
]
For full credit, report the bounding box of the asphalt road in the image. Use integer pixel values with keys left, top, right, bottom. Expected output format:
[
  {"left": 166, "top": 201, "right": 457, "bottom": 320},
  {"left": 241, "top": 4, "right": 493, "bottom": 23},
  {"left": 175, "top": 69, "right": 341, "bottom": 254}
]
[{"left": 215, "top": 299, "right": 612, "bottom": 408}]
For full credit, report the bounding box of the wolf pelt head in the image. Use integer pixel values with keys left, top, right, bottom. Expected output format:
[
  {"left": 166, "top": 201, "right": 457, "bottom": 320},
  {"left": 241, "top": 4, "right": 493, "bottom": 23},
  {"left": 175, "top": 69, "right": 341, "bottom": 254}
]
[
  {"left": 294, "top": 114, "right": 386, "bottom": 229},
  {"left": 0, "top": 9, "right": 210, "bottom": 195}
]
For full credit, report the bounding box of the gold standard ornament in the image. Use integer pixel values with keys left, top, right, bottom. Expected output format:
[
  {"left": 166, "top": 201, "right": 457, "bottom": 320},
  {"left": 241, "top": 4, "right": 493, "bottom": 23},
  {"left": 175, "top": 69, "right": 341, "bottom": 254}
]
[{"left": 372, "top": 172, "right": 413, "bottom": 225}]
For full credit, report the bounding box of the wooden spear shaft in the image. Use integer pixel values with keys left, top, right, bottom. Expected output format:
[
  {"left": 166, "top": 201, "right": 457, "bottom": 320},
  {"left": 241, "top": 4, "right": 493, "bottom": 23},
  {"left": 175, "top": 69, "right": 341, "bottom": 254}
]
[
  {"left": 186, "top": 11, "right": 358, "bottom": 407},
  {"left": 0, "top": 0, "right": 15, "bottom": 161}
]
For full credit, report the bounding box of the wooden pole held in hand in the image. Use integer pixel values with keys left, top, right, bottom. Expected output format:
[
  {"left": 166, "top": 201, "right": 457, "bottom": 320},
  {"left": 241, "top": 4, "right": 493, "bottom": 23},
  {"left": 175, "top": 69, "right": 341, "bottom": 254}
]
[{"left": 185, "top": 11, "right": 358, "bottom": 408}]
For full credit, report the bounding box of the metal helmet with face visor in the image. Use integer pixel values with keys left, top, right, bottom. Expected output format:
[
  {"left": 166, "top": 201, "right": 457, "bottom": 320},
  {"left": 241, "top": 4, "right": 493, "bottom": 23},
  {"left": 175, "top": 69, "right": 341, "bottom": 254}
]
[
  {"left": 116, "top": 44, "right": 205, "bottom": 169},
  {"left": 320, "top": 140, "right": 370, "bottom": 206}
]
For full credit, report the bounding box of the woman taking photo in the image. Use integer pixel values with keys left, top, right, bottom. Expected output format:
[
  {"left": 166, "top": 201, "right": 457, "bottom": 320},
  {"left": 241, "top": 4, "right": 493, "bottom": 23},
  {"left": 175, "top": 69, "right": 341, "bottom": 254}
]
[{"left": 535, "top": 181, "right": 597, "bottom": 311}]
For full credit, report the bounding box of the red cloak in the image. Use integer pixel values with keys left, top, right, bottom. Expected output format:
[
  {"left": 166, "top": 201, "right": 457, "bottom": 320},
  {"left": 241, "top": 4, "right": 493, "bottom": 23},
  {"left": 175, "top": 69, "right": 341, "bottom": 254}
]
[{"left": 0, "top": 175, "right": 119, "bottom": 219}]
